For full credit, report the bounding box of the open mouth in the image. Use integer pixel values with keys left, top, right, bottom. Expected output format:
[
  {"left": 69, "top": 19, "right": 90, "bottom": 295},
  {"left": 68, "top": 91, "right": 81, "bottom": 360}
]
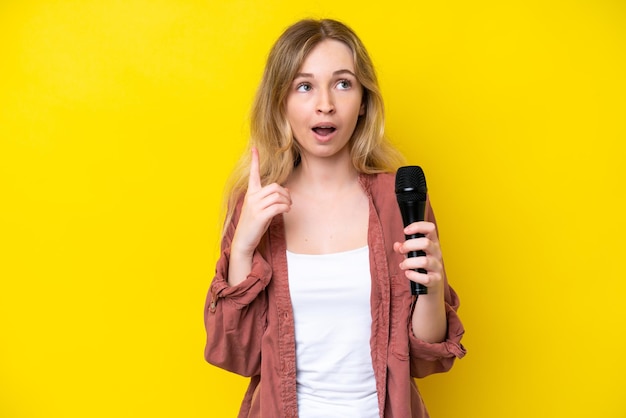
[{"left": 312, "top": 126, "right": 336, "bottom": 136}]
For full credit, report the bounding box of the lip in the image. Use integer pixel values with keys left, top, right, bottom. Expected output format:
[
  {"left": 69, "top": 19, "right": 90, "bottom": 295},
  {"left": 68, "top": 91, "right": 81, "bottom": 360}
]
[
  {"left": 311, "top": 122, "right": 338, "bottom": 142},
  {"left": 312, "top": 122, "right": 337, "bottom": 129}
]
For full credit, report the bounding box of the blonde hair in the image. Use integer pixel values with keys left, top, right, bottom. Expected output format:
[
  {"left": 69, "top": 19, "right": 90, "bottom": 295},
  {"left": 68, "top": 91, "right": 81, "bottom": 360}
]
[{"left": 222, "top": 18, "right": 404, "bottom": 229}]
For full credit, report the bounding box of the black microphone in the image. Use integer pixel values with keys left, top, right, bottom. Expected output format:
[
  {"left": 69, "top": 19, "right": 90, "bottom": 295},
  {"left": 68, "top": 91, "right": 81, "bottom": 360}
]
[{"left": 395, "top": 166, "right": 428, "bottom": 296}]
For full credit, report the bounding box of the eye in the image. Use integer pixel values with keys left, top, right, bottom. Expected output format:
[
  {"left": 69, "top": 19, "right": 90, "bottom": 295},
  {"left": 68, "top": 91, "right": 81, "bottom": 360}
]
[
  {"left": 337, "top": 79, "right": 352, "bottom": 90},
  {"left": 296, "top": 82, "right": 312, "bottom": 92}
]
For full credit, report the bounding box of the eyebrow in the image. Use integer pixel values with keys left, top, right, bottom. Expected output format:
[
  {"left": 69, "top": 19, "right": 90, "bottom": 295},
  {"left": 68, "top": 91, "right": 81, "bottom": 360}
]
[{"left": 294, "top": 69, "right": 357, "bottom": 79}]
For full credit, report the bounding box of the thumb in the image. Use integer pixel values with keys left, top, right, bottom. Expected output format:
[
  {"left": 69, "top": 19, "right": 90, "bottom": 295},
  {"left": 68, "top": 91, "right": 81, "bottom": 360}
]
[{"left": 248, "top": 147, "right": 262, "bottom": 192}]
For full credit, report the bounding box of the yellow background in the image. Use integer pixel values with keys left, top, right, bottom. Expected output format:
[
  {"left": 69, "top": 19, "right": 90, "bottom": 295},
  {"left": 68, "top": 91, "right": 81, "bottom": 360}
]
[{"left": 1, "top": 0, "right": 625, "bottom": 417}]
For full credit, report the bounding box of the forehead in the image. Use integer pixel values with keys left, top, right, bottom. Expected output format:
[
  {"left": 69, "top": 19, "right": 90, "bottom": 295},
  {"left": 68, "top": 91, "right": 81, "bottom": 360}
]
[{"left": 298, "top": 39, "right": 355, "bottom": 73}]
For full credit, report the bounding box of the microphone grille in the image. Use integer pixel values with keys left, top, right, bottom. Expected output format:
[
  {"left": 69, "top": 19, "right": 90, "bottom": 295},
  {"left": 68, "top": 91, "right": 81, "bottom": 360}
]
[{"left": 395, "top": 166, "right": 427, "bottom": 202}]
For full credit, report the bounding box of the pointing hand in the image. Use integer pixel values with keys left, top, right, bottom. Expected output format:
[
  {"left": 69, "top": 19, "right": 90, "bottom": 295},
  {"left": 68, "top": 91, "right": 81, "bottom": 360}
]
[{"left": 231, "top": 147, "right": 292, "bottom": 257}]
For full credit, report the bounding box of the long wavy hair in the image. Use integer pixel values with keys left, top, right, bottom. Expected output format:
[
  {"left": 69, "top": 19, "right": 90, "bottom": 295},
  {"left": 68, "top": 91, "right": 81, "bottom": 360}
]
[{"left": 222, "top": 18, "right": 404, "bottom": 230}]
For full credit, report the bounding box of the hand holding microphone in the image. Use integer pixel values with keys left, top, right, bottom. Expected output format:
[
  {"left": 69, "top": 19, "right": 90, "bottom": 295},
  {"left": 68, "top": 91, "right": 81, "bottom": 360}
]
[{"left": 394, "top": 166, "right": 444, "bottom": 297}]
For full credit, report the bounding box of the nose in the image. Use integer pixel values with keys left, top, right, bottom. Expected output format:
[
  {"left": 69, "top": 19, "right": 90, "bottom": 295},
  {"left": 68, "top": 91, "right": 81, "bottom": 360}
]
[{"left": 316, "top": 90, "right": 335, "bottom": 114}]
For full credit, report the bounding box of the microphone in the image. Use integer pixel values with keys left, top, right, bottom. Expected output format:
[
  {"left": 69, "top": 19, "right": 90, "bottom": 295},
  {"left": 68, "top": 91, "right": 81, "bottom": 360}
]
[{"left": 395, "top": 166, "right": 428, "bottom": 296}]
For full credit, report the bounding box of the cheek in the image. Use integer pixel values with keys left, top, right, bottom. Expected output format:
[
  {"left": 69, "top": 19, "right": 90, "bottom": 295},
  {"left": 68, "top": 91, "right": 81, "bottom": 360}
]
[
  {"left": 285, "top": 99, "right": 299, "bottom": 122},
  {"left": 287, "top": 110, "right": 307, "bottom": 132},
  {"left": 285, "top": 116, "right": 303, "bottom": 141}
]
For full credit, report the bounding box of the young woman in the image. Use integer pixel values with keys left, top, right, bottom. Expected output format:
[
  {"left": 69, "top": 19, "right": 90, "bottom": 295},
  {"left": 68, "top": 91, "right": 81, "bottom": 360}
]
[{"left": 204, "top": 18, "right": 466, "bottom": 418}]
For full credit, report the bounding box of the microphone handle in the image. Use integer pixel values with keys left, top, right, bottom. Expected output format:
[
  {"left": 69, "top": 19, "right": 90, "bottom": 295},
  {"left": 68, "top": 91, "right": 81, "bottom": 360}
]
[{"left": 405, "top": 232, "right": 428, "bottom": 296}]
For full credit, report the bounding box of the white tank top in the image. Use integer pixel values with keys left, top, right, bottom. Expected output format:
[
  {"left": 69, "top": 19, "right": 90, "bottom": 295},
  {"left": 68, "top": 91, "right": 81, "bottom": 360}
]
[{"left": 286, "top": 246, "right": 379, "bottom": 418}]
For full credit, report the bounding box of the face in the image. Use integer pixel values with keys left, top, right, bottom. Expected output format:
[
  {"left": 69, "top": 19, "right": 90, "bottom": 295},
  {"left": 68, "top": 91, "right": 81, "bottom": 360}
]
[{"left": 285, "top": 39, "right": 365, "bottom": 164}]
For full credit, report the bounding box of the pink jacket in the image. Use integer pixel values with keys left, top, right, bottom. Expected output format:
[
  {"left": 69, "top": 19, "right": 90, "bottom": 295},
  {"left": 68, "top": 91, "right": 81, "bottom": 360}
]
[{"left": 204, "top": 172, "right": 466, "bottom": 417}]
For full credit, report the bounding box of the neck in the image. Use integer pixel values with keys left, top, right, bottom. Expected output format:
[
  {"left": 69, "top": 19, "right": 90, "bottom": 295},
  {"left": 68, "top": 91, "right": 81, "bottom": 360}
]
[{"left": 288, "top": 152, "right": 360, "bottom": 196}]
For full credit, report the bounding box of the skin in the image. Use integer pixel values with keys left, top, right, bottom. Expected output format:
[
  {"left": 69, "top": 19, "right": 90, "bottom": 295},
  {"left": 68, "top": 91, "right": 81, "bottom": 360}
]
[
  {"left": 282, "top": 39, "right": 368, "bottom": 256},
  {"left": 228, "top": 39, "right": 447, "bottom": 343},
  {"left": 285, "top": 40, "right": 365, "bottom": 166}
]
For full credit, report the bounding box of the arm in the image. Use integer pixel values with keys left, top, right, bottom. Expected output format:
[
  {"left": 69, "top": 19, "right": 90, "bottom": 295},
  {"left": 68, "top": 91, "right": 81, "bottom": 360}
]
[
  {"left": 393, "top": 198, "right": 466, "bottom": 377},
  {"left": 227, "top": 147, "right": 291, "bottom": 286},
  {"left": 203, "top": 200, "right": 272, "bottom": 377},
  {"left": 407, "top": 286, "right": 466, "bottom": 378},
  {"left": 204, "top": 148, "right": 291, "bottom": 376},
  {"left": 393, "top": 220, "right": 447, "bottom": 342}
]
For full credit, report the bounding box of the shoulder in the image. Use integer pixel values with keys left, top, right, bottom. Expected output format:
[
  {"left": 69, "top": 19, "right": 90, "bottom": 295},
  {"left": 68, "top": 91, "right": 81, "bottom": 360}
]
[
  {"left": 361, "top": 171, "right": 396, "bottom": 194},
  {"left": 372, "top": 172, "right": 396, "bottom": 188},
  {"left": 360, "top": 172, "right": 398, "bottom": 208}
]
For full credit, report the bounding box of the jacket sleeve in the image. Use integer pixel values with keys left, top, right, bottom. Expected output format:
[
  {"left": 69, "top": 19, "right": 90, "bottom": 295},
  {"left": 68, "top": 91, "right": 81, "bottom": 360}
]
[
  {"left": 408, "top": 285, "right": 466, "bottom": 378},
  {"left": 408, "top": 197, "right": 467, "bottom": 378},
  {"left": 204, "top": 199, "right": 271, "bottom": 377}
]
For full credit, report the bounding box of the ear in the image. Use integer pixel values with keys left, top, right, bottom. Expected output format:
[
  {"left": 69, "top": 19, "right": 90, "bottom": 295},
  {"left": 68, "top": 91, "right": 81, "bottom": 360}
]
[{"left": 359, "top": 101, "right": 365, "bottom": 116}]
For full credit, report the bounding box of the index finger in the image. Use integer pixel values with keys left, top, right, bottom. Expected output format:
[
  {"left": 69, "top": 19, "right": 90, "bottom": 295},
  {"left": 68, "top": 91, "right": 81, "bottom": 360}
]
[
  {"left": 404, "top": 221, "right": 438, "bottom": 242},
  {"left": 248, "top": 147, "right": 262, "bottom": 192}
]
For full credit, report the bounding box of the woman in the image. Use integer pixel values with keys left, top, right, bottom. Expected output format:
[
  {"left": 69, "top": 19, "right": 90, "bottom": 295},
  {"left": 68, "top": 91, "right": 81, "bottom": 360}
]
[{"left": 204, "top": 18, "right": 466, "bottom": 418}]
